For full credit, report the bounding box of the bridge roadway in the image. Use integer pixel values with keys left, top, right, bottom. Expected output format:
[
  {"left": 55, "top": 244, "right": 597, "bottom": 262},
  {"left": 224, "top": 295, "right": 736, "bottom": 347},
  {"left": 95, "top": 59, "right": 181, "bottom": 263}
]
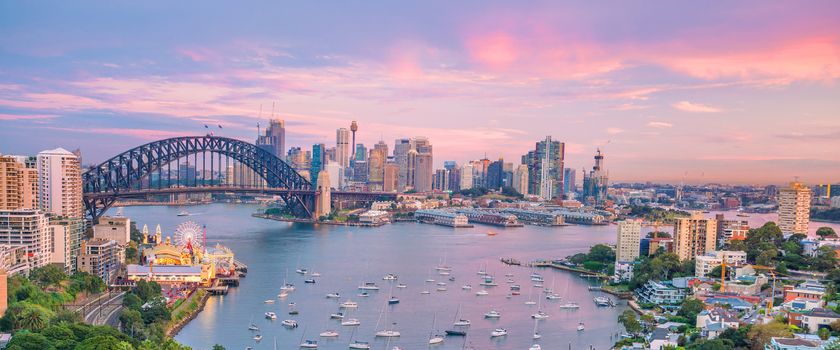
[{"left": 83, "top": 185, "right": 397, "bottom": 201}]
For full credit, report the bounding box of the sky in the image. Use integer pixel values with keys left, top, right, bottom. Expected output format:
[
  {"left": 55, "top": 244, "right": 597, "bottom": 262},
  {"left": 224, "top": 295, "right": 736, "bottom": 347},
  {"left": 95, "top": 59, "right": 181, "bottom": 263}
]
[{"left": 1, "top": 1, "right": 839, "bottom": 185}]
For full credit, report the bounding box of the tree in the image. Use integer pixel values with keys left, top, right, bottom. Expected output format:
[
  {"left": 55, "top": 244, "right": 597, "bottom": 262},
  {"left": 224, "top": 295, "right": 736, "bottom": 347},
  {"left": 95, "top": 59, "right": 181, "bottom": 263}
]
[
  {"left": 678, "top": 298, "right": 705, "bottom": 325},
  {"left": 718, "top": 326, "right": 750, "bottom": 348},
  {"left": 14, "top": 302, "right": 54, "bottom": 331},
  {"left": 75, "top": 335, "right": 133, "bottom": 350},
  {"left": 817, "top": 227, "right": 838, "bottom": 239},
  {"left": 618, "top": 309, "right": 642, "bottom": 334},
  {"left": 119, "top": 308, "right": 144, "bottom": 337},
  {"left": 685, "top": 338, "right": 735, "bottom": 350},
  {"left": 748, "top": 321, "right": 792, "bottom": 350},
  {"left": 212, "top": 345, "right": 226, "bottom": 350},
  {"left": 41, "top": 323, "right": 78, "bottom": 350},
  {"left": 819, "top": 327, "right": 831, "bottom": 340},
  {"left": 826, "top": 339, "right": 840, "bottom": 350},
  {"left": 133, "top": 280, "right": 162, "bottom": 302},
  {"left": 812, "top": 246, "right": 839, "bottom": 272},
  {"left": 29, "top": 264, "right": 66, "bottom": 287},
  {"left": 646, "top": 231, "right": 671, "bottom": 238},
  {"left": 122, "top": 293, "right": 143, "bottom": 310},
  {"left": 5, "top": 331, "right": 52, "bottom": 350}
]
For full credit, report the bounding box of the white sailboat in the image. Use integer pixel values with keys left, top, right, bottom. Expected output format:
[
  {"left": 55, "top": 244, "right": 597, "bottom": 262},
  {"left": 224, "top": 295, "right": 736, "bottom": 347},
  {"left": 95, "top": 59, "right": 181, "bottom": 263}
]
[
  {"left": 531, "top": 295, "right": 549, "bottom": 320},
  {"left": 532, "top": 317, "right": 541, "bottom": 339},
  {"left": 452, "top": 304, "right": 471, "bottom": 326},
  {"left": 374, "top": 304, "right": 401, "bottom": 337},
  {"left": 348, "top": 327, "right": 370, "bottom": 349},
  {"left": 428, "top": 312, "right": 444, "bottom": 345},
  {"left": 525, "top": 286, "right": 536, "bottom": 305}
]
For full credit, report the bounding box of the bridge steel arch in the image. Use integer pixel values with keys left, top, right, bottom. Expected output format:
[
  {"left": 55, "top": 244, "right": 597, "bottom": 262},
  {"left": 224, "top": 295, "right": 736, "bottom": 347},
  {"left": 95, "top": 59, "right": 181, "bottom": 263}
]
[{"left": 82, "top": 136, "right": 314, "bottom": 221}]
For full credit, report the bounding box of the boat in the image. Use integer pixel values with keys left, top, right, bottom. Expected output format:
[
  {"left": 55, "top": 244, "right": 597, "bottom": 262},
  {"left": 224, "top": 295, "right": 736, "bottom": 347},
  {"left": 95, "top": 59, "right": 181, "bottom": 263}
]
[
  {"left": 428, "top": 312, "right": 444, "bottom": 345},
  {"left": 479, "top": 276, "right": 498, "bottom": 287},
  {"left": 340, "top": 301, "right": 359, "bottom": 308},
  {"left": 396, "top": 283, "right": 407, "bottom": 288},
  {"left": 438, "top": 270, "right": 451, "bottom": 276},
  {"left": 326, "top": 292, "right": 340, "bottom": 299},
  {"left": 475, "top": 290, "right": 489, "bottom": 296},
  {"left": 248, "top": 323, "right": 260, "bottom": 331},
  {"left": 375, "top": 330, "right": 400, "bottom": 338},
  {"left": 177, "top": 210, "right": 190, "bottom": 217},
  {"left": 299, "top": 340, "right": 318, "bottom": 348},
  {"left": 388, "top": 297, "right": 399, "bottom": 304},
  {"left": 311, "top": 272, "right": 321, "bottom": 277},
  {"left": 296, "top": 268, "right": 308, "bottom": 275},
  {"left": 546, "top": 293, "right": 562, "bottom": 300},
  {"left": 490, "top": 328, "right": 508, "bottom": 337},
  {"left": 506, "top": 279, "right": 515, "bottom": 284},
  {"left": 357, "top": 292, "right": 370, "bottom": 297},
  {"left": 448, "top": 276, "right": 455, "bottom": 281},
  {"left": 594, "top": 296, "right": 614, "bottom": 307},
  {"left": 304, "top": 278, "right": 316, "bottom": 284},
  {"left": 532, "top": 317, "right": 541, "bottom": 340},
  {"left": 529, "top": 345, "right": 542, "bottom": 350},
  {"left": 254, "top": 334, "right": 262, "bottom": 341},
  {"left": 484, "top": 310, "right": 501, "bottom": 319},
  {"left": 264, "top": 299, "right": 275, "bottom": 304},
  {"left": 510, "top": 284, "right": 521, "bottom": 291},
  {"left": 348, "top": 342, "right": 370, "bottom": 349},
  {"left": 436, "top": 282, "right": 447, "bottom": 286},
  {"left": 559, "top": 302, "right": 580, "bottom": 309},
  {"left": 265, "top": 312, "right": 277, "bottom": 320},
  {"left": 504, "top": 273, "right": 514, "bottom": 277},
  {"left": 319, "top": 330, "right": 339, "bottom": 337},
  {"left": 531, "top": 311, "right": 549, "bottom": 320},
  {"left": 533, "top": 283, "right": 544, "bottom": 288},
  {"left": 278, "top": 291, "right": 290, "bottom": 298},
  {"left": 341, "top": 319, "right": 361, "bottom": 326},
  {"left": 577, "top": 322, "right": 585, "bottom": 331},
  {"left": 530, "top": 273, "right": 542, "bottom": 280},
  {"left": 420, "top": 290, "right": 431, "bottom": 295},
  {"left": 462, "top": 284, "right": 472, "bottom": 290},
  {"left": 281, "top": 283, "right": 295, "bottom": 292},
  {"left": 358, "top": 282, "right": 380, "bottom": 290},
  {"left": 281, "top": 319, "right": 299, "bottom": 328},
  {"left": 486, "top": 231, "right": 497, "bottom": 236},
  {"left": 330, "top": 312, "right": 345, "bottom": 319},
  {"left": 445, "top": 329, "right": 467, "bottom": 336},
  {"left": 453, "top": 319, "right": 471, "bottom": 326},
  {"left": 383, "top": 273, "right": 398, "bottom": 281},
  {"left": 436, "top": 286, "right": 447, "bottom": 291},
  {"left": 737, "top": 213, "right": 750, "bottom": 217}
]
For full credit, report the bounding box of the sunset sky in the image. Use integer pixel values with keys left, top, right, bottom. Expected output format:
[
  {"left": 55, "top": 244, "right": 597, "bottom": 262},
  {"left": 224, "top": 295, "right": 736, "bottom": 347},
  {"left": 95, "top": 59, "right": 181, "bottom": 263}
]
[{"left": 1, "top": 1, "right": 839, "bottom": 185}]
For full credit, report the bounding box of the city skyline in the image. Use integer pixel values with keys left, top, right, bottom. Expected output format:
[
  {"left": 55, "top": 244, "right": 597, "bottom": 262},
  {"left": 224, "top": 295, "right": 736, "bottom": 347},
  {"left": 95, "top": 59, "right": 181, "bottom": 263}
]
[{"left": 2, "top": 1, "right": 840, "bottom": 185}]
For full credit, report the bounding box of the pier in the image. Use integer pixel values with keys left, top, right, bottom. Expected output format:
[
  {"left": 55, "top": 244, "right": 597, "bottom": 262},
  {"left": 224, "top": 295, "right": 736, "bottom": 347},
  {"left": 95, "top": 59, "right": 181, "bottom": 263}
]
[{"left": 455, "top": 209, "right": 524, "bottom": 227}]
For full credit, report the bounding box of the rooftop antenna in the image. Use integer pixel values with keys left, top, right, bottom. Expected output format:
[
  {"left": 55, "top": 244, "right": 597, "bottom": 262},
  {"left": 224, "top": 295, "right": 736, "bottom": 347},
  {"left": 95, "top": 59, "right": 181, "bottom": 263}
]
[{"left": 271, "top": 101, "right": 275, "bottom": 119}]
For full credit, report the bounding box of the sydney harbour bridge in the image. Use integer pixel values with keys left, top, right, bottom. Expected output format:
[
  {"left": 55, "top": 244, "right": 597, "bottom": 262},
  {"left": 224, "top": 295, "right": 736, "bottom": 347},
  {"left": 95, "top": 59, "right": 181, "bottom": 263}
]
[{"left": 82, "top": 136, "right": 397, "bottom": 222}]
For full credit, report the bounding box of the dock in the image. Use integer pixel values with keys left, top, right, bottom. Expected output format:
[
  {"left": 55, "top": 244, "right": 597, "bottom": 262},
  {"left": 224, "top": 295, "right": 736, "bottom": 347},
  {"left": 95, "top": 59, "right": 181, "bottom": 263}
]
[
  {"left": 206, "top": 285, "right": 229, "bottom": 295},
  {"left": 500, "top": 258, "right": 522, "bottom": 266},
  {"left": 218, "top": 275, "right": 240, "bottom": 286}
]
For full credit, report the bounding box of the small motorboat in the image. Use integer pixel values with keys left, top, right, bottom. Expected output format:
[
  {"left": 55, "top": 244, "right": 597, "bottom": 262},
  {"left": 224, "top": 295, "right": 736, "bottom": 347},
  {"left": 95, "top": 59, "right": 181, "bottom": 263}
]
[
  {"left": 559, "top": 302, "right": 580, "bottom": 309},
  {"left": 278, "top": 291, "right": 289, "bottom": 298},
  {"left": 288, "top": 302, "right": 299, "bottom": 315},
  {"left": 319, "top": 330, "right": 339, "bottom": 337},
  {"left": 438, "top": 271, "right": 451, "bottom": 276},
  {"left": 529, "top": 345, "right": 542, "bottom": 350},
  {"left": 436, "top": 286, "right": 447, "bottom": 291},
  {"left": 296, "top": 268, "right": 308, "bottom": 275},
  {"left": 357, "top": 292, "right": 370, "bottom": 297},
  {"left": 453, "top": 319, "right": 471, "bottom": 326},
  {"left": 436, "top": 282, "right": 447, "bottom": 286},
  {"left": 448, "top": 276, "right": 455, "bottom": 281},
  {"left": 484, "top": 310, "right": 501, "bottom": 319},
  {"left": 531, "top": 311, "right": 549, "bottom": 320},
  {"left": 445, "top": 329, "right": 467, "bottom": 336},
  {"left": 358, "top": 282, "right": 380, "bottom": 290},
  {"left": 264, "top": 299, "right": 275, "bottom": 304},
  {"left": 177, "top": 210, "right": 190, "bottom": 217},
  {"left": 593, "top": 296, "right": 614, "bottom": 307},
  {"left": 340, "top": 301, "right": 358, "bottom": 308},
  {"left": 396, "top": 283, "right": 407, "bottom": 288},
  {"left": 577, "top": 322, "right": 585, "bottom": 331},
  {"left": 341, "top": 318, "right": 361, "bottom": 326},
  {"left": 265, "top": 312, "right": 277, "bottom": 320},
  {"left": 348, "top": 341, "right": 370, "bottom": 349},
  {"left": 525, "top": 300, "right": 537, "bottom": 305},
  {"left": 504, "top": 273, "right": 514, "bottom": 277},
  {"left": 375, "top": 330, "right": 401, "bottom": 337},
  {"left": 425, "top": 278, "right": 435, "bottom": 283},
  {"left": 506, "top": 279, "right": 515, "bottom": 284},
  {"left": 487, "top": 231, "right": 497, "bottom": 236},
  {"left": 248, "top": 323, "right": 260, "bottom": 331},
  {"left": 281, "top": 319, "right": 298, "bottom": 328},
  {"left": 299, "top": 340, "right": 318, "bottom": 348},
  {"left": 253, "top": 334, "right": 262, "bottom": 341},
  {"left": 326, "top": 292, "right": 340, "bottom": 298},
  {"left": 330, "top": 312, "right": 344, "bottom": 319},
  {"left": 304, "top": 278, "right": 316, "bottom": 284},
  {"left": 490, "top": 328, "right": 508, "bottom": 337},
  {"left": 429, "top": 334, "right": 444, "bottom": 344},
  {"left": 475, "top": 290, "right": 489, "bottom": 296},
  {"left": 280, "top": 283, "right": 296, "bottom": 292},
  {"left": 388, "top": 297, "right": 400, "bottom": 304},
  {"left": 462, "top": 284, "right": 472, "bottom": 290},
  {"left": 546, "top": 293, "right": 562, "bottom": 300},
  {"left": 421, "top": 290, "right": 431, "bottom": 295},
  {"left": 311, "top": 272, "right": 321, "bottom": 277},
  {"left": 383, "top": 273, "right": 398, "bottom": 281},
  {"left": 529, "top": 273, "right": 542, "bottom": 280}
]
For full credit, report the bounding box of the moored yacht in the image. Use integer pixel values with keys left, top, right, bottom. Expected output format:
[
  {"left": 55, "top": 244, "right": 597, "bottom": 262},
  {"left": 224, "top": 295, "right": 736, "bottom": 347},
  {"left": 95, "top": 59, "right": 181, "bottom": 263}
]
[
  {"left": 265, "top": 312, "right": 277, "bottom": 320},
  {"left": 559, "top": 302, "right": 580, "bottom": 309},
  {"left": 484, "top": 310, "right": 501, "bottom": 318},
  {"left": 341, "top": 318, "right": 361, "bottom": 326},
  {"left": 299, "top": 340, "right": 318, "bottom": 348},
  {"left": 490, "top": 328, "right": 508, "bottom": 337},
  {"left": 340, "top": 300, "right": 359, "bottom": 308},
  {"left": 319, "top": 330, "right": 339, "bottom": 337},
  {"left": 326, "top": 292, "right": 340, "bottom": 298},
  {"left": 358, "top": 282, "right": 380, "bottom": 290},
  {"left": 382, "top": 273, "right": 398, "bottom": 281},
  {"left": 475, "top": 290, "right": 489, "bottom": 296},
  {"left": 577, "top": 322, "right": 585, "bottom": 331},
  {"left": 348, "top": 341, "right": 370, "bottom": 349},
  {"left": 330, "top": 312, "right": 344, "bottom": 319},
  {"left": 462, "top": 284, "right": 472, "bottom": 290},
  {"left": 296, "top": 268, "right": 308, "bottom": 275},
  {"left": 531, "top": 310, "right": 549, "bottom": 320},
  {"left": 281, "top": 319, "right": 298, "bottom": 328}
]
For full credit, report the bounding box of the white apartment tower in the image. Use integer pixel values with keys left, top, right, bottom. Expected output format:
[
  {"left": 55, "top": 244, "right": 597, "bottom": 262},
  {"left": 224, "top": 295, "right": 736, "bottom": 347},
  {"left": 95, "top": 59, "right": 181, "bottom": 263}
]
[
  {"left": 37, "top": 148, "right": 83, "bottom": 218},
  {"left": 616, "top": 220, "right": 642, "bottom": 262},
  {"left": 778, "top": 181, "right": 812, "bottom": 235}
]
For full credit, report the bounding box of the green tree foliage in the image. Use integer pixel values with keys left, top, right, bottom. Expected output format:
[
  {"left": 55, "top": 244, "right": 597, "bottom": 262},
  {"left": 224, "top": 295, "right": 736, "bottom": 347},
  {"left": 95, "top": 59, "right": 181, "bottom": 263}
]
[
  {"left": 75, "top": 335, "right": 134, "bottom": 350},
  {"left": 29, "top": 265, "right": 67, "bottom": 288},
  {"left": 685, "top": 338, "right": 735, "bottom": 350},
  {"left": 646, "top": 231, "right": 671, "bottom": 238},
  {"left": 747, "top": 321, "right": 793, "bottom": 350},
  {"left": 618, "top": 309, "right": 642, "bottom": 334},
  {"left": 5, "top": 330, "right": 52, "bottom": 350},
  {"left": 743, "top": 222, "right": 783, "bottom": 265},
  {"left": 628, "top": 205, "right": 690, "bottom": 223},
  {"left": 718, "top": 326, "right": 750, "bottom": 349},
  {"left": 813, "top": 246, "right": 840, "bottom": 272},
  {"left": 133, "top": 280, "right": 163, "bottom": 303},
  {"left": 629, "top": 252, "right": 693, "bottom": 289},
  {"left": 212, "top": 345, "right": 226, "bottom": 350},
  {"left": 678, "top": 298, "right": 705, "bottom": 326},
  {"left": 819, "top": 327, "right": 831, "bottom": 340}
]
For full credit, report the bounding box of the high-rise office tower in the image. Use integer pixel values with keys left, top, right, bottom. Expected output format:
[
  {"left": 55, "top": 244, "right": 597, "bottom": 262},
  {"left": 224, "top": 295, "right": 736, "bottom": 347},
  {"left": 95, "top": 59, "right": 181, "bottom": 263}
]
[
  {"left": 256, "top": 119, "right": 286, "bottom": 160},
  {"left": 447, "top": 166, "right": 461, "bottom": 192},
  {"left": 336, "top": 128, "right": 351, "bottom": 168},
  {"left": 350, "top": 121, "right": 358, "bottom": 160},
  {"left": 673, "top": 212, "right": 717, "bottom": 261},
  {"left": 522, "top": 136, "right": 564, "bottom": 200},
  {"left": 405, "top": 150, "right": 417, "bottom": 191},
  {"left": 367, "top": 141, "right": 388, "bottom": 190},
  {"left": 324, "top": 162, "right": 343, "bottom": 190},
  {"left": 411, "top": 137, "right": 433, "bottom": 192},
  {"left": 383, "top": 161, "right": 399, "bottom": 192},
  {"left": 459, "top": 164, "right": 474, "bottom": 190},
  {"left": 352, "top": 161, "right": 368, "bottom": 183},
  {"left": 394, "top": 139, "right": 412, "bottom": 191},
  {"left": 563, "top": 168, "right": 576, "bottom": 195},
  {"left": 311, "top": 143, "right": 326, "bottom": 185},
  {"left": 582, "top": 149, "right": 609, "bottom": 203},
  {"left": 616, "top": 220, "right": 642, "bottom": 262},
  {"left": 433, "top": 169, "right": 449, "bottom": 191},
  {"left": 778, "top": 182, "right": 812, "bottom": 235},
  {"left": 354, "top": 144, "right": 367, "bottom": 163},
  {"left": 487, "top": 158, "right": 504, "bottom": 190},
  {"left": 513, "top": 164, "right": 529, "bottom": 195},
  {"left": 0, "top": 156, "right": 38, "bottom": 210},
  {"left": 37, "top": 148, "right": 83, "bottom": 218}
]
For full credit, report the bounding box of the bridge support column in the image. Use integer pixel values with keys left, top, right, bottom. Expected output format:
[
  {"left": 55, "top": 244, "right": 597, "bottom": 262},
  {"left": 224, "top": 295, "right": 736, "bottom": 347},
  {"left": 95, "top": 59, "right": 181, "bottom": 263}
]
[{"left": 314, "top": 170, "right": 331, "bottom": 220}]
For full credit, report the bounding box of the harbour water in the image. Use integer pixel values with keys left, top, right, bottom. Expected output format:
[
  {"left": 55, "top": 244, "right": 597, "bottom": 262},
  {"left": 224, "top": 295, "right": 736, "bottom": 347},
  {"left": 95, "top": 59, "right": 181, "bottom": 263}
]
[{"left": 122, "top": 204, "right": 629, "bottom": 350}]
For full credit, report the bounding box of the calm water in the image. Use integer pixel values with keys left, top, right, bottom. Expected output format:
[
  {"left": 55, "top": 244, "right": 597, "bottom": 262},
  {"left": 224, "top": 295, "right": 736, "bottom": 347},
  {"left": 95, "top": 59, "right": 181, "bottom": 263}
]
[{"left": 122, "top": 204, "right": 628, "bottom": 350}]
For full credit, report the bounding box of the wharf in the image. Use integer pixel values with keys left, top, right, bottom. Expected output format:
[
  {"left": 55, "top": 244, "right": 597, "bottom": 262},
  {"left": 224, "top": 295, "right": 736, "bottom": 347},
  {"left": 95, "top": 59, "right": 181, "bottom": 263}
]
[
  {"left": 500, "top": 258, "right": 522, "bottom": 266},
  {"left": 529, "top": 260, "right": 611, "bottom": 279}
]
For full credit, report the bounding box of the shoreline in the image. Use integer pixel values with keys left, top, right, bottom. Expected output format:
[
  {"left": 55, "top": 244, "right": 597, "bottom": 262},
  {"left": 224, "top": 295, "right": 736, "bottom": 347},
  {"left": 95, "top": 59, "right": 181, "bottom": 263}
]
[{"left": 167, "top": 289, "right": 210, "bottom": 337}]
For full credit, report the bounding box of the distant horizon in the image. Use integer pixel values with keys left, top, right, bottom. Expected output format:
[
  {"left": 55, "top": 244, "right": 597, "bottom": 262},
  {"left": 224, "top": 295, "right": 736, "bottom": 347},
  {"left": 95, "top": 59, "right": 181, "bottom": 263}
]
[{"left": 2, "top": 1, "right": 839, "bottom": 185}]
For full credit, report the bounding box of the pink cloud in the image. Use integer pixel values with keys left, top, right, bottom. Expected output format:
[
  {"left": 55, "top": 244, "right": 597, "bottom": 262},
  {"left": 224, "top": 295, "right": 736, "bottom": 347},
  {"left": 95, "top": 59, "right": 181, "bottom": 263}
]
[
  {"left": 647, "top": 121, "right": 673, "bottom": 129},
  {"left": 672, "top": 101, "right": 722, "bottom": 113},
  {"left": 43, "top": 127, "right": 188, "bottom": 141},
  {"left": 0, "top": 113, "right": 58, "bottom": 121}
]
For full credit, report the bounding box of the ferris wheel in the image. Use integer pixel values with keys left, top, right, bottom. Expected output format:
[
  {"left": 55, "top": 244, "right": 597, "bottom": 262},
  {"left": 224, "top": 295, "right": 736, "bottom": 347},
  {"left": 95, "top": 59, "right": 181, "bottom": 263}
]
[{"left": 173, "top": 221, "right": 203, "bottom": 250}]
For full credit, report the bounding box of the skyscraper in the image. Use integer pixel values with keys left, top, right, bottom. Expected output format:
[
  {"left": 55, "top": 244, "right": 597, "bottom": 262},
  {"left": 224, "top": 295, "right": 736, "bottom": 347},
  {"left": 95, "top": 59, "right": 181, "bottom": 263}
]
[
  {"left": 411, "top": 137, "right": 433, "bottom": 192},
  {"left": 256, "top": 119, "right": 286, "bottom": 160},
  {"left": 0, "top": 155, "right": 37, "bottom": 210},
  {"left": 673, "top": 212, "right": 717, "bottom": 261},
  {"left": 433, "top": 169, "right": 449, "bottom": 191},
  {"left": 447, "top": 166, "right": 461, "bottom": 192},
  {"left": 354, "top": 144, "right": 367, "bottom": 162},
  {"left": 487, "top": 158, "right": 504, "bottom": 190},
  {"left": 368, "top": 141, "right": 388, "bottom": 190},
  {"left": 383, "top": 161, "right": 399, "bottom": 192},
  {"left": 582, "top": 149, "right": 609, "bottom": 203},
  {"left": 459, "top": 163, "right": 474, "bottom": 190},
  {"left": 394, "top": 139, "right": 412, "bottom": 191},
  {"left": 37, "top": 148, "right": 83, "bottom": 218},
  {"left": 513, "top": 164, "right": 529, "bottom": 195},
  {"left": 405, "top": 150, "right": 417, "bottom": 191},
  {"left": 616, "top": 220, "right": 642, "bottom": 262},
  {"left": 522, "top": 136, "right": 564, "bottom": 200},
  {"left": 778, "top": 181, "right": 812, "bottom": 235},
  {"left": 563, "top": 168, "right": 576, "bottom": 195},
  {"left": 336, "top": 128, "right": 351, "bottom": 168},
  {"left": 311, "top": 143, "right": 326, "bottom": 184}
]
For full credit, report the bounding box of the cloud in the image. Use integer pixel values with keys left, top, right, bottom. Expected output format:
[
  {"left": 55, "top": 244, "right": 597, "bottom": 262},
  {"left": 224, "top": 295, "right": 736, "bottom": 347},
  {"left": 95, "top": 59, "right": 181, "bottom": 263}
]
[
  {"left": 647, "top": 121, "right": 673, "bottom": 129},
  {"left": 606, "top": 127, "right": 624, "bottom": 135},
  {"left": 0, "top": 113, "right": 58, "bottom": 121},
  {"left": 672, "top": 101, "right": 722, "bottom": 113}
]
